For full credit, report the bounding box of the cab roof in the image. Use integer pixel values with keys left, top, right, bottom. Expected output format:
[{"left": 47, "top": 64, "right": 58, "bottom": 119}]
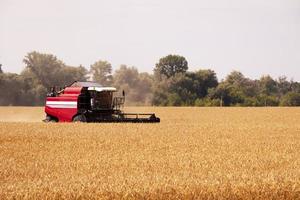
[
  {"left": 70, "top": 81, "right": 103, "bottom": 87},
  {"left": 70, "top": 81, "right": 117, "bottom": 92},
  {"left": 88, "top": 87, "right": 117, "bottom": 92}
]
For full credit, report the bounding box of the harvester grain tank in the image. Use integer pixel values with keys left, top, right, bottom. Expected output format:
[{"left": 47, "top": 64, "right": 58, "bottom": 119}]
[{"left": 44, "top": 81, "right": 160, "bottom": 123}]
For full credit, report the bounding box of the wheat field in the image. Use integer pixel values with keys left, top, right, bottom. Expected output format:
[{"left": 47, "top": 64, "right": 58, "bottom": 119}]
[{"left": 0, "top": 107, "right": 299, "bottom": 199}]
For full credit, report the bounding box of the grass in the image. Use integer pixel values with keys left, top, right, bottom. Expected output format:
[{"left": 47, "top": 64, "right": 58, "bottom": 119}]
[{"left": 0, "top": 107, "right": 300, "bottom": 199}]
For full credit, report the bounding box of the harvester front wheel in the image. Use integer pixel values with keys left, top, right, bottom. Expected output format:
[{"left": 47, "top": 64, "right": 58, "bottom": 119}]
[
  {"left": 43, "top": 115, "right": 57, "bottom": 123},
  {"left": 73, "top": 115, "right": 87, "bottom": 123}
]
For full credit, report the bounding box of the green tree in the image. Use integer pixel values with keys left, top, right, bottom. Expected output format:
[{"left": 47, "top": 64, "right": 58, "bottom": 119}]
[
  {"left": 113, "top": 65, "right": 140, "bottom": 87},
  {"left": 225, "top": 71, "right": 246, "bottom": 85},
  {"left": 277, "top": 76, "right": 291, "bottom": 97},
  {"left": 280, "top": 92, "right": 300, "bottom": 106},
  {"left": 258, "top": 75, "right": 278, "bottom": 106},
  {"left": 152, "top": 68, "right": 218, "bottom": 106},
  {"left": 23, "top": 51, "right": 64, "bottom": 88},
  {"left": 259, "top": 75, "right": 277, "bottom": 96},
  {"left": 152, "top": 73, "right": 197, "bottom": 106},
  {"left": 0, "top": 73, "right": 23, "bottom": 105},
  {"left": 208, "top": 82, "right": 233, "bottom": 106},
  {"left": 186, "top": 69, "right": 218, "bottom": 98},
  {"left": 23, "top": 51, "right": 87, "bottom": 88},
  {"left": 21, "top": 51, "right": 87, "bottom": 105},
  {"left": 113, "top": 65, "right": 153, "bottom": 105},
  {"left": 152, "top": 76, "right": 171, "bottom": 106},
  {"left": 19, "top": 68, "right": 46, "bottom": 105},
  {"left": 167, "top": 73, "right": 197, "bottom": 105},
  {"left": 138, "top": 72, "right": 154, "bottom": 104},
  {"left": 167, "top": 93, "right": 182, "bottom": 106},
  {"left": 58, "top": 65, "right": 87, "bottom": 86},
  {"left": 154, "top": 54, "right": 188, "bottom": 79},
  {"left": 0, "top": 64, "right": 3, "bottom": 73},
  {"left": 90, "top": 60, "right": 113, "bottom": 86},
  {"left": 291, "top": 82, "right": 300, "bottom": 93},
  {"left": 208, "top": 71, "right": 249, "bottom": 106}
]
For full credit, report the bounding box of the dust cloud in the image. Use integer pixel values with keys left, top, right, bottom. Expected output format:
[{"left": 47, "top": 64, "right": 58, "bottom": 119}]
[{"left": 0, "top": 107, "right": 45, "bottom": 122}]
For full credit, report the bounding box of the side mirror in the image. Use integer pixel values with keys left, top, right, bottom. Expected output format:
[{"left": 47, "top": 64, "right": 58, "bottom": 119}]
[{"left": 122, "top": 90, "right": 125, "bottom": 97}]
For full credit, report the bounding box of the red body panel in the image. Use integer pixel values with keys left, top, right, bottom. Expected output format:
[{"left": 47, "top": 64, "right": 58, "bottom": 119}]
[{"left": 45, "top": 87, "right": 82, "bottom": 122}]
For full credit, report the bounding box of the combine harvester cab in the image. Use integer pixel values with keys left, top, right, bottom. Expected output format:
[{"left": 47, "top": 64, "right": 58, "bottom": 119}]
[{"left": 44, "top": 81, "right": 160, "bottom": 123}]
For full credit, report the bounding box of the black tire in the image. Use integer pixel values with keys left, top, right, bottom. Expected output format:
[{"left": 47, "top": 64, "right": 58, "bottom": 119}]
[
  {"left": 73, "top": 115, "right": 87, "bottom": 123},
  {"left": 43, "top": 115, "right": 57, "bottom": 123}
]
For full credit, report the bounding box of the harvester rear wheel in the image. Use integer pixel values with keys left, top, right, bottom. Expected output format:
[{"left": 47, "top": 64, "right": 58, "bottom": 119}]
[{"left": 73, "top": 115, "right": 87, "bottom": 123}]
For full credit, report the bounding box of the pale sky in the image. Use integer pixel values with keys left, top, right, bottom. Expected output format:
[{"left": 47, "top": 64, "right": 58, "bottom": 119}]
[{"left": 1, "top": 0, "right": 300, "bottom": 81}]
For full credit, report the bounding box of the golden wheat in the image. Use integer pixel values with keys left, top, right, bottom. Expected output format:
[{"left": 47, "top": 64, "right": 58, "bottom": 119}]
[{"left": 0, "top": 107, "right": 300, "bottom": 199}]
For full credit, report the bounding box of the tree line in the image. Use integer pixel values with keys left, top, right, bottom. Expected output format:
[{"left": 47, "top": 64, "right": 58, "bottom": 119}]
[{"left": 0, "top": 52, "right": 300, "bottom": 106}]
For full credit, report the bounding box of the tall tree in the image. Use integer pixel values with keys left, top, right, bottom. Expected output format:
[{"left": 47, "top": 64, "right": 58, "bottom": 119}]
[
  {"left": 0, "top": 64, "right": 3, "bottom": 73},
  {"left": 113, "top": 65, "right": 153, "bottom": 105},
  {"left": 58, "top": 65, "right": 87, "bottom": 86},
  {"left": 113, "top": 65, "right": 140, "bottom": 87},
  {"left": 138, "top": 72, "right": 154, "bottom": 104},
  {"left": 23, "top": 51, "right": 64, "bottom": 88},
  {"left": 186, "top": 69, "right": 218, "bottom": 98},
  {"left": 208, "top": 71, "right": 255, "bottom": 106},
  {"left": 259, "top": 75, "right": 278, "bottom": 96},
  {"left": 22, "top": 51, "right": 87, "bottom": 105},
  {"left": 208, "top": 82, "right": 235, "bottom": 106},
  {"left": 0, "top": 73, "right": 23, "bottom": 105},
  {"left": 225, "top": 71, "right": 246, "bottom": 85},
  {"left": 23, "top": 51, "right": 87, "bottom": 88},
  {"left": 90, "top": 60, "right": 113, "bottom": 85},
  {"left": 154, "top": 54, "right": 188, "bottom": 79},
  {"left": 258, "top": 75, "right": 279, "bottom": 106},
  {"left": 277, "top": 76, "right": 291, "bottom": 97},
  {"left": 291, "top": 82, "right": 300, "bottom": 93}
]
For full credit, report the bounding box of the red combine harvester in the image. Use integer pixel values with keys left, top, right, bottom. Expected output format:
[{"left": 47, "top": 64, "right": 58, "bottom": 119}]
[{"left": 44, "top": 81, "right": 160, "bottom": 123}]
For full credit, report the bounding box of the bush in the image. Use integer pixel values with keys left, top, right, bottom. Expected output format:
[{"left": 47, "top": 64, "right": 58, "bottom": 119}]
[
  {"left": 243, "top": 97, "right": 259, "bottom": 106},
  {"left": 167, "top": 93, "right": 183, "bottom": 106},
  {"left": 194, "top": 98, "right": 221, "bottom": 107}
]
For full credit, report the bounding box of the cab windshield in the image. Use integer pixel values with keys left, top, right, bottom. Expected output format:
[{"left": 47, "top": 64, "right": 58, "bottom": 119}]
[{"left": 90, "top": 91, "right": 113, "bottom": 110}]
